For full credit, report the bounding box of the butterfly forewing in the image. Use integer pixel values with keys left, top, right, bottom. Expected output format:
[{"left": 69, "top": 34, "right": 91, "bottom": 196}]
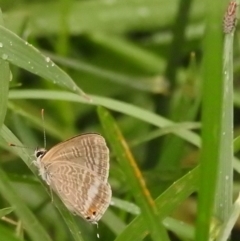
[{"left": 41, "top": 134, "right": 109, "bottom": 182}]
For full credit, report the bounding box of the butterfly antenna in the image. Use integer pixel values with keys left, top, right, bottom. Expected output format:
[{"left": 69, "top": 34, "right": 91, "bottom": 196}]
[{"left": 41, "top": 109, "right": 47, "bottom": 149}]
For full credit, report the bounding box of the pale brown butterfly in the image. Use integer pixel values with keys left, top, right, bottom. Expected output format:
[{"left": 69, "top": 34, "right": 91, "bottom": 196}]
[{"left": 33, "top": 133, "right": 111, "bottom": 223}]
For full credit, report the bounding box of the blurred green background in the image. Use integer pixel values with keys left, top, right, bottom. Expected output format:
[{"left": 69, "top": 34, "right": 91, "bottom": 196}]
[{"left": 0, "top": 0, "right": 239, "bottom": 241}]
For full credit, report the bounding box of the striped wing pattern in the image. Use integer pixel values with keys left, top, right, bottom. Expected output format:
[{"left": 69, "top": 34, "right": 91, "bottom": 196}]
[
  {"left": 41, "top": 134, "right": 109, "bottom": 182},
  {"left": 47, "top": 161, "right": 111, "bottom": 222},
  {"left": 39, "top": 134, "right": 111, "bottom": 223}
]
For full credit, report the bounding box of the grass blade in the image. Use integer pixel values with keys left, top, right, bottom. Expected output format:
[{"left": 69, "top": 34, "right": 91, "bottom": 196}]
[
  {"left": 0, "top": 26, "right": 88, "bottom": 99},
  {"left": 0, "top": 9, "right": 9, "bottom": 131},
  {"left": 98, "top": 106, "right": 170, "bottom": 241},
  {"left": 115, "top": 167, "right": 199, "bottom": 241},
  {"left": 196, "top": 0, "right": 224, "bottom": 240},
  {"left": 0, "top": 207, "right": 15, "bottom": 218}
]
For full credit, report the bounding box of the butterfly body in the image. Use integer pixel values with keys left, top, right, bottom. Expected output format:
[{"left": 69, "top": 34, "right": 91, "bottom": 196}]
[{"left": 34, "top": 133, "right": 111, "bottom": 223}]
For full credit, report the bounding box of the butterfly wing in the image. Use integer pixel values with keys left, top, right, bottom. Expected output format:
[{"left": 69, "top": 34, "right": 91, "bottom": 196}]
[
  {"left": 47, "top": 161, "right": 111, "bottom": 222},
  {"left": 41, "top": 134, "right": 109, "bottom": 182}
]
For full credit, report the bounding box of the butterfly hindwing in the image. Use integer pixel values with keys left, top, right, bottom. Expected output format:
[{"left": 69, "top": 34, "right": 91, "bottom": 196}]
[{"left": 46, "top": 161, "right": 111, "bottom": 222}]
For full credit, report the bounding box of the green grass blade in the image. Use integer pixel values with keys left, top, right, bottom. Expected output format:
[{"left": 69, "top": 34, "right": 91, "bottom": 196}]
[
  {"left": 213, "top": 12, "right": 235, "bottom": 227},
  {"left": 216, "top": 193, "right": 240, "bottom": 241},
  {"left": 9, "top": 89, "right": 201, "bottom": 147},
  {"left": 0, "top": 207, "right": 15, "bottom": 217},
  {"left": 0, "top": 9, "right": 9, "bottom": 131},
  {"left": 115, "top": 167, "right": 199, "bottom": 241},
  {"left": 0, "top": 26, "right": 88, "bottom": 99},
  {"left": 196, "top": 0, "right": 224, "bottom": 240},
  {"left": 44, "top": 51, "right": 167, "bottom": 93},
  {"left": 8, "top": 90, "right": 240, "bottom": 173},
  {"left": 98, "top": 106, "right": 170, "bottom": 241}
]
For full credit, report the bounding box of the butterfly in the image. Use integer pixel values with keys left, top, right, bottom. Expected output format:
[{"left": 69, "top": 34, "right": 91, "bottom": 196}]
[{"left": 33, "top": 133, "right": 111, "bottom": 223}]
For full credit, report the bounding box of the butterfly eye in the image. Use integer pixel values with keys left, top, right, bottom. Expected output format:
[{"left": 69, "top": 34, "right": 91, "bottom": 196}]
[
  {"left": 92, "top": 211, "right": 96, "bottom": 216},
  {"left": 86, "top": 216, "right": 91, "bottom": 220},
  {"left": 36, "top": 150, "right": 45, "bottom": 158}
]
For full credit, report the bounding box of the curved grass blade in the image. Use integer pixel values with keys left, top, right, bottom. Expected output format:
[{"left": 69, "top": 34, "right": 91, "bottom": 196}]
[
  {"left": 98, "top": 106, "right": 170, "bottom": 241},
  {"left": 9, "top": 89, "right": 200, "bottom": 147},
  {"left": 0, "top": 207, "right": 15, "bottom": 218},
  {"left": 101, "top": 209, "right": 126, "bottom": 235},
  {"left": 8, "top": 90, "right": 240, "bottom": 173},
  {"left": 0, "top": 26, "right": 88, "bottom": 99},
  {"left": 111, "top": 197, "right": 140, "bottom": 215}
]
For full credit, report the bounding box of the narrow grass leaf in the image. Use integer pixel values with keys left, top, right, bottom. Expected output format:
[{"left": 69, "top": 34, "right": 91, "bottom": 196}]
[
  {"left": 98, "top": 106, "right": 170, "bottom": 241},
  {"left": 196, "top": 0, "right": 224, "bottom": 240},
  {"left": 111, "top": 197, "right": 140, "bottom": 215},
  {"left": 216, "top": 193, "right": 240, "bottom": 241},
  {"left": 0, "top": 207, "right": 15, "bottom": 218},
  {"left": 101, "top": 209, "right": 126, "bottom": 235},
  {"left": 213, "top": 1, "right": 237, "bottom": 224},
  {"left": 8, "top": 90, "right": 240, "bottom": 173},
  {"left": 0, "top": 26, "right": 88, "bottom": 99},
  {"left": 115, "top": 166, "right": 199, "bottom": 241},
  {"left": 234, "top": 135, "right": 240, "bottom": 153},
  {"left": 163, "top": 217, "right": 194, "bottom": 240},
  {"left": 44, "top": 51, "right": 167, "bottom": 93},
  {"left": 9, "top": 89, "right": 201, "bottom": 147},
  {"left": 0, "top": 10, "right": 9, "bottom": 131}
]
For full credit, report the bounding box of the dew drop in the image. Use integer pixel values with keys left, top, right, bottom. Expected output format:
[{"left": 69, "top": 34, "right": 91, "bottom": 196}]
[
  {"left": 0, "top": 42, "right": 3, "bottom": 48},
  {"left": 10, "top": 42, "right": 13, "bottom": 46},
  {"left": 225, "top": 175, "right": 229, "bottom": 180},
  {"left": 28, "top": 61, "right": 31, "bottom": 64},
  {"left": 51, "top": 62, "right": 55, "bottom": 67},
  {"left": 2, "top": 54, "right": 8, "bottom": 60},
  {"left": 45, "top": 57, "right": 51, "bottom": 62},
  {"left": 25, "top": 42, "right": 28, "bottom": 45}
]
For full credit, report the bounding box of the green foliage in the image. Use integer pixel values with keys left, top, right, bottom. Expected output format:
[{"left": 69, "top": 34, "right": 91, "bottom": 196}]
[{"left": 0, "top": 0, "right": 239, "bottom": 241}]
